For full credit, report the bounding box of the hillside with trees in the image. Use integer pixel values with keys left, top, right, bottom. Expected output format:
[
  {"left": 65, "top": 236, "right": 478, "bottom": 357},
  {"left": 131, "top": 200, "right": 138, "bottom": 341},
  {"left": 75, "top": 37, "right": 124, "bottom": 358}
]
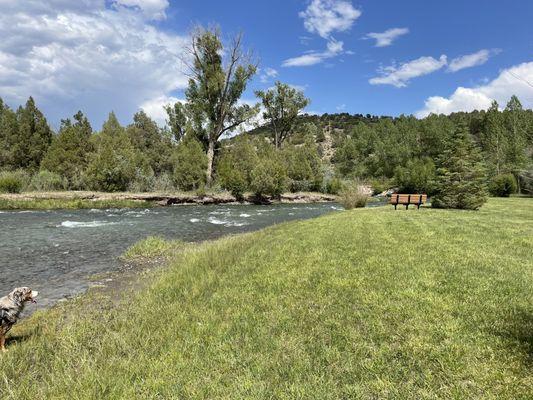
[{"left": 1, "top": 28, "right": 532, "bottom": 207}]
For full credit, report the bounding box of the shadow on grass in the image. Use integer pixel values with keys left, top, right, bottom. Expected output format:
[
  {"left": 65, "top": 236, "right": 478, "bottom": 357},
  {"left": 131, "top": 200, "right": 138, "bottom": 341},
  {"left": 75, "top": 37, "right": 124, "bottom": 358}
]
[
  {"left": 6, "top": 332, "right": 32, "bottom": 346},
  {"left": 493, "top": 308, "right": 533, "bottom": 367}
]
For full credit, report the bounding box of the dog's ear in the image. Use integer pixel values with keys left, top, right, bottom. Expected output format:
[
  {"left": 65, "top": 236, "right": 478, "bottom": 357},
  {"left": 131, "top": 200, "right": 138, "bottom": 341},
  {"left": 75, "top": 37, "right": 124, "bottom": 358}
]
[{"left": 10, "top": 288, "right": 24, "bottom": 302}]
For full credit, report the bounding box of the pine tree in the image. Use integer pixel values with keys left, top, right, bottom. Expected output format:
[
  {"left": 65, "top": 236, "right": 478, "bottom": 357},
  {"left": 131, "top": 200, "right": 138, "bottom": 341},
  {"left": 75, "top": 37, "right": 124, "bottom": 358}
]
[
  {"left": 432, "top": 123, "right": 488, "bottom": 210},
  {"left": 503, "top": 95, "right": 528, "bottom": 192},
  {"left": 0, "top": 98, "right": 19, "bottom": 168},
  {"left": 126, "top": 110, "right": 174, "bottom": 175},
  {"left": 13, "top": 97, "right": 52, "bottom": 170},
  {"left": 480, "top": 101, "right": 507, "bottom": 175},
  {"left": 41, "top": 111, "right": 94, "bottom": 188},
  {"left": 85, "top": 113, "right": 151, "bottom": 192}
]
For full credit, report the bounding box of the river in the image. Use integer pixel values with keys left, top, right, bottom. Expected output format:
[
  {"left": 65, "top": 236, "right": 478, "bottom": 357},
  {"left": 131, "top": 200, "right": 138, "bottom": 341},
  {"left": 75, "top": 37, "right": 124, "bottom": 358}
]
[{"left": 0, "top": 203, "right": 344, "bottom": 309}]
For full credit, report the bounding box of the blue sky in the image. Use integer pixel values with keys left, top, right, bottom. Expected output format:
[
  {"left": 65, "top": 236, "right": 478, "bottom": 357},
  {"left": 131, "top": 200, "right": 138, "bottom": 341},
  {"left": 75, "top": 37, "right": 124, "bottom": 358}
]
[{"left": 0, "top": 0, "right": 532, "bottom": 129}]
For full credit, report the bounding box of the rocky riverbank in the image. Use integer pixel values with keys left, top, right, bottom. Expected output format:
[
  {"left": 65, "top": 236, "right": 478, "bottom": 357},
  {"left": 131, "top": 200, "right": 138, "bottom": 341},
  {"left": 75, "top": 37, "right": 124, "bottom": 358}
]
[{"left": 0, "top": 190, "right": 337, "bottom": 209}]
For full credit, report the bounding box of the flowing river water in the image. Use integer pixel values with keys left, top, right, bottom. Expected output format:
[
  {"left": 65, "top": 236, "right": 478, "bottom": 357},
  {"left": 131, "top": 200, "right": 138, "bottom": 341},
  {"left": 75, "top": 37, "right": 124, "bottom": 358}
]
[{"left": 0, "top": 203, "right": 345, "bottom": 310}]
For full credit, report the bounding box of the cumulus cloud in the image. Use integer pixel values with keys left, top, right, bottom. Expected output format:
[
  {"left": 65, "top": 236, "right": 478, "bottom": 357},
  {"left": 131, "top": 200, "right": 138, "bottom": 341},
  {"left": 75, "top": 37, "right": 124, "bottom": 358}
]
[
  {"left": 447, "top": 49, "right": 500, "bottom": 72},
  {"left": 369, "top": 55, "right": 448, "bottom": 87},
  {"left": 284, "top": 0, "right": 358, "bottom": 68},
  {"left": 421, "top": 63, "right": 533, "bottom": 116},
  {"left": 416, "top": 62, "right": 533, "bottom": 117},
  {"left": 259, "top": 67, "right": 279, "bottom": 83},
  {"left": 113, "top": 0, "right": 170, "bottom": 20},
  {"left": 139, "top": 95, "right": 183, "bottom": 125},
  {"left": 283, "top": 39, "right": 344, "bottom": 67},
  {"left": 0, "top": 0, "right": 187, "bottom": 127},
  {"left": 299, "top": 0, "right": 361, "bottom": 39},
  {"left": 364, "top": 27, "right": 409, "bottom": 47}
]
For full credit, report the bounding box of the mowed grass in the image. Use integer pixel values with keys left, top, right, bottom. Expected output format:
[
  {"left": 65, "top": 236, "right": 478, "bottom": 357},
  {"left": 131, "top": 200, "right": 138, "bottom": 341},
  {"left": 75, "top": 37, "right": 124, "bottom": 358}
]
[{"left": 1, "top": 198, "right": 532, "bottom": 399}]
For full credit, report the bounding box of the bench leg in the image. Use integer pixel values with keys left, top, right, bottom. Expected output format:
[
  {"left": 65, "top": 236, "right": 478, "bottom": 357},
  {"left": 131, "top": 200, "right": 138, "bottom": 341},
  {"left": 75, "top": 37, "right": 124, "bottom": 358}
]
[
  {"left": 406, "top": 204, "right": 409, "bottom": 210},
  {"left": 394, "top": 204, "right": 397, "bottom": 210}
]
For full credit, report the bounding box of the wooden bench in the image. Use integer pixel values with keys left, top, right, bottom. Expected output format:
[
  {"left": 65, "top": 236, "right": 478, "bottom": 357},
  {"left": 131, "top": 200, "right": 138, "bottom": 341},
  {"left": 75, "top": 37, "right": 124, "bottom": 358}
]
[{"left": 390, "top": 194, "right": 427, "bottom": 210}]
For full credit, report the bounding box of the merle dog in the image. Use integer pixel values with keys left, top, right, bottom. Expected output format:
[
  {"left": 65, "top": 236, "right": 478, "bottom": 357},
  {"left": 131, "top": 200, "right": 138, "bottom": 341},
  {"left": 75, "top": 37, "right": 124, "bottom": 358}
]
[{"left": 0, "top": 287, "right": 38, "bottom": 352}]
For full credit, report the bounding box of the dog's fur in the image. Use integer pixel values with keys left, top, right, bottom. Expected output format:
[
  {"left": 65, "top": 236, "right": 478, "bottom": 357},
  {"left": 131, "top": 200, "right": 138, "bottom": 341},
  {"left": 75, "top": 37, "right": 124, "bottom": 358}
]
[{"left": 0, "top": 287, "right": 38, "bottom": 352}]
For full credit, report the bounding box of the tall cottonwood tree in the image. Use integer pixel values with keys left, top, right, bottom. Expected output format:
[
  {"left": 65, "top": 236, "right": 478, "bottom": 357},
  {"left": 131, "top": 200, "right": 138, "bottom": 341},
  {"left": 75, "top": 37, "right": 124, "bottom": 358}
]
[
  {"left": 184, "top": 27, "right": 259, "bottom": 186},
  {"left": 255, "top": 82, "right": 310, "bottom": 149}
]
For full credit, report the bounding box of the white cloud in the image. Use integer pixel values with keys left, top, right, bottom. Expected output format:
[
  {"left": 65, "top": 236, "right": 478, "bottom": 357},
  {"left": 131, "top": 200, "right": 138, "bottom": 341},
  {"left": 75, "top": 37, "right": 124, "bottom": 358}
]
[
  {"left": 364, "top": 27, "right": 409, "bottom": 47},
  {"left": 0, "top": 0, "right": 188, "bottom": 127},
  {"left": 283, "top": 39, "right": 344, "bottom": 67},
  {"left": 284, "top": 0, "right": 357, "bottom": 68},
  {"left": 283, "top": 53, "right": 324, "bottom": 67},
  {"left": 448, "top": 49, "right": 500, "bottom": 72},
  {"left": 140, "top": 95, "right": 183, "bottom": 125},
  {"left": 259, "top": 67, "right": 279, "bottom": 83},
  {"left": 369, "top": 55, "right": 447, "bottom": 87},
  {"left": 336, "top": 103, "right": 346, "bottom": 111},
  {"left": 113, "top": 0, "right": 169, "bottom": 20},
  {"left": 299, "top": 0, "right": 361, "bottom": 39},
  {"left": 416, "top": 62, "right": 533, "bottom": 117}
]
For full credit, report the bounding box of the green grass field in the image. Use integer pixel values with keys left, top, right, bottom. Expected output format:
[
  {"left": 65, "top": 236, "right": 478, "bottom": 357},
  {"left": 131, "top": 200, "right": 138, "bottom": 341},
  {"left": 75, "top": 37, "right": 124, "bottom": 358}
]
[{"left": 1, "top": 198, "right": 532, "bottom": 399}]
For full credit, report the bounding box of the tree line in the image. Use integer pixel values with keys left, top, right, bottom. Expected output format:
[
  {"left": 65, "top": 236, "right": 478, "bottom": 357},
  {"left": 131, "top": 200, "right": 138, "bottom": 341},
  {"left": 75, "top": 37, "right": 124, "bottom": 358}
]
[{"left": 1, "top": 27, "right": 532, "bottom": 208}]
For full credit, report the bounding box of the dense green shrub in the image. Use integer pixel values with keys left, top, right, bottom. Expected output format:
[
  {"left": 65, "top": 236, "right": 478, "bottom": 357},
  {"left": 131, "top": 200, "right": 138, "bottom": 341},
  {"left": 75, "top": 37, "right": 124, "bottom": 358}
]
[
  {"left": 128, "top": 168, "right": 155, "bottom": 193},
  {"left": 394, "top": 157, "right": 436, "bottom": 195},
  {"left": 432, "top": 124, "right": 488, "bottom": 210},
  {"left": 250, "top": 157, "right": 287, "bottom": 198},
  {"left": 0, "top": 170, "right": 29, "bottom": 193},
  {"left": 283, "top": 142, "right": 323, "bottom": 192},
  {"left": 152, "top": 173, "right": 175, "bottom": 192},
  {"left": 489, "top": 174, "right": 517, "bottom": 197},
  {"left": 217, "top": 137, "right": 258, "bottom": 200},
  {"left": 338, "top": 184, "right": 368, "bottom": 209},
  {"left": 172, "top": 137, "right": 207, "bottom": 191},
  {"left": 324, "top": 176, "right": 343, "bottom": 195},
  {"left": 369, "top": 178, "right": 392, "bottom": 196},
  {"left": 29, "top": 170, "right": 66, "bottom": 191}
]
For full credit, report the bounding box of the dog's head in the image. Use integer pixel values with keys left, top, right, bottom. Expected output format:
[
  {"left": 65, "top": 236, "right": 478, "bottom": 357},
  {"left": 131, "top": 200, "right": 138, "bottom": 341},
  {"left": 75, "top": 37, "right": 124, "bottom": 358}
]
[{"left": 10, "top": 287, "right": 38, "bottom": 304}]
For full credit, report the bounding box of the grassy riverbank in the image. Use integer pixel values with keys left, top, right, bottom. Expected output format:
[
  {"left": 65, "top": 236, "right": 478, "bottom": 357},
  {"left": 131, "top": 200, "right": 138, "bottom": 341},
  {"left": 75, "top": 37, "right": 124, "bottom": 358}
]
[
  {"left": 1, "top": 198, "right": 532, "bottom": 398},
  {"left": 0, "top": 190, "right": 336, "bottom": 210}
]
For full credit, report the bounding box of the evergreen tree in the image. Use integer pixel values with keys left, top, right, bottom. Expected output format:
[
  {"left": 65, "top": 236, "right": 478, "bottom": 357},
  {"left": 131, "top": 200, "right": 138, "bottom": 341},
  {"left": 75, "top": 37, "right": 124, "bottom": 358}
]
[
  {"left": 0, "top": 99, "right": 19, "bottom": 168},
  {"left": 432, "top": 123, "right": 488, "bottom": 210},
  {"left": 41, "top": 111, "right": 94, "bottom": 188},
  {"left": 13, "top": 97, "right": 52, "bottom": 170},
  {"left": 85, "top": 113, "right": 151, "bottom": 192},
  {"left": 126, "top": 110, "right": 174, "bottom": 175},
  {"left": 217, "top": 136, "right": 259, "bottom": 199},
  {"left": 480, "top": 101, "right": 507, "bottom": 175},
  {"left": 503, "top": 95, "right": 528, "bottom": 192},
  {"left": 172, "top": 136, "right": 207, "bottom": 191}
]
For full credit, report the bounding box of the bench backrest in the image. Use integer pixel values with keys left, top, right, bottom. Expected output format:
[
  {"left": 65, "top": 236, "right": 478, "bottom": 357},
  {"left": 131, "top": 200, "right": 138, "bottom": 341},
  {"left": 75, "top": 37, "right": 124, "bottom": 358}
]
[{"left": 390, "top": 194, "right": 427, "bottom": 204}]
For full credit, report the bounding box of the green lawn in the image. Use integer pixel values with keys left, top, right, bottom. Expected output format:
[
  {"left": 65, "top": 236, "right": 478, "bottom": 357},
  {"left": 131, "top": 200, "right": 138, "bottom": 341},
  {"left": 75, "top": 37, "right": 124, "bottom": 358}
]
[{"left": 1, "top": 198, "right": 532, "bottom": 399}]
